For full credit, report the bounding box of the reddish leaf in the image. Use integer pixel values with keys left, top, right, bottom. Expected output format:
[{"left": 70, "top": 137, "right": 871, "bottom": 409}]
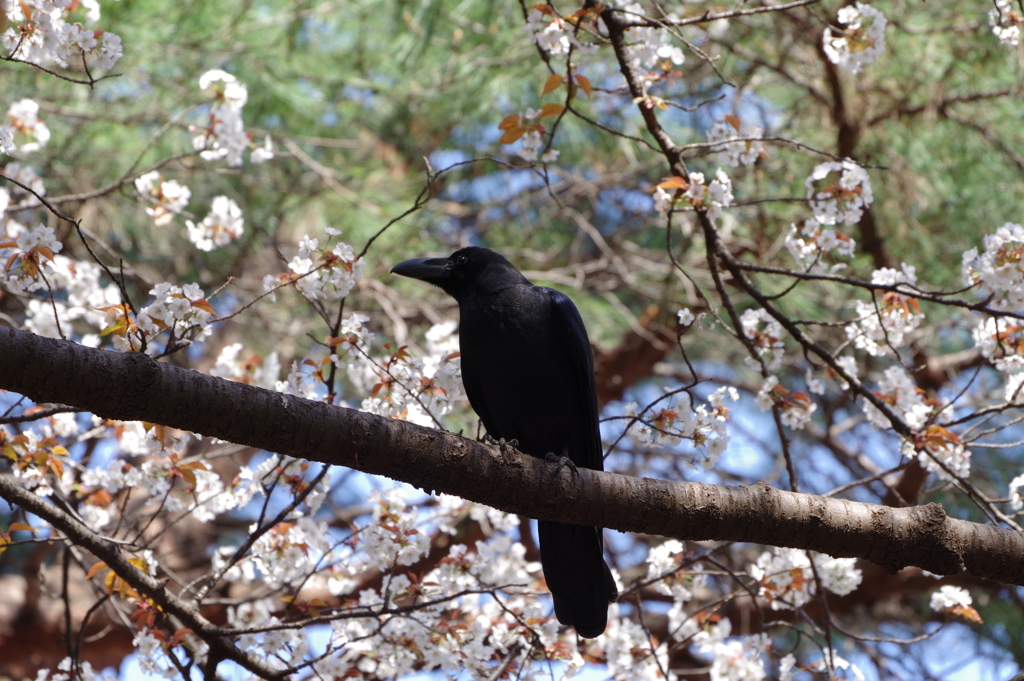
[
  {"left": 191, "top": 298, "right": 215, "bottom": 314},
  {"left": 500, "top": 126, "right": 526, "bottom": 145},
  {"left": 538, "top": 102, "right": 564, "bottom": 118},
  {"left": 576, "top": 74, "right": 592, "bottom": 97},
  {"left": 498, "top": 114, "right": 521, "bottom": 130},
  {"left": 542, "top": 74, "right": 563, "bottom": 95},
  {"left": 655, "top": 176, "right": 688, "bottom": 190},
  {"left": 86, "top": 561, "right": 109, "bottom": 579}
]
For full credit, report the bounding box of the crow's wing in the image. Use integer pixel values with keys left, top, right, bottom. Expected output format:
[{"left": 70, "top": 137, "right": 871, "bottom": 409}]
[{"left": 547, "top": 288, "right": 603, "bottom": 472}]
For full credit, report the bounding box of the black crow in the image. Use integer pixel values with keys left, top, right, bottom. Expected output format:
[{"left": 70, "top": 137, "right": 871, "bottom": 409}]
[{"left": 392, "top": 246, "right": 617, "bottom": 637}]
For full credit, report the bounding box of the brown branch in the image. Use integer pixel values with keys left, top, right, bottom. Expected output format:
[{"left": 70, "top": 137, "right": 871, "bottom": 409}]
[{"left": 1, "top": 327, "right": 1023, "bottom": 585}]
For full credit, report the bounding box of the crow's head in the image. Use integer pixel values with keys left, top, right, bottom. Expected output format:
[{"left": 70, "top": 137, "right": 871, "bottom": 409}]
[{"left": 391, "top": 247, "right": 525, "bottom": 301}]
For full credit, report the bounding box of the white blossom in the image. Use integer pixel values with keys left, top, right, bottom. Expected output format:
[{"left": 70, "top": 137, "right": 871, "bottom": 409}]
[
  {"left": 929, "top": 585, "right": 972, "bottom": 611},
  {"left": 805, "top": 159, "right": 873, "bottom": 226},
  {"left": 1009, "top": 473, "right": 1024, "bottom": 511},
  {"left": 706, "top": 116, "right": 764, "bottom": 167},
  {"left": 741, "top": 308, "right": 785, "bottom": 369},
  {"left": 845, "top": 264, "right": 923, "bottom": 356},
  {"left": 5, "top": 99, "right": 50, "bottom": 154},
  {"left": 785, "top": 218, "right": 856, "bottom": 274},
  {"left": 623, "top": 387, "right": 733, "bottom": 468},
  {"left": 823, "top": 3, "right": 887, "bottom": 74},
  {"left": 750, "top": 548, "right": 861, "bottom": 610},
  {"left": 1, "top": 5, "right": 122, "bottom": 70},
  {"left": 962, "top": 223, "right": 1024, "bottom": 311},
  {"left": 187, "top": 195, "right": 244, "bottom": 251},
  {"left": 989, "top": 0, "right": 1021, "bottom": 46},
  {"left": 193, "top": 70, "right": 250, "bottom": 167}
]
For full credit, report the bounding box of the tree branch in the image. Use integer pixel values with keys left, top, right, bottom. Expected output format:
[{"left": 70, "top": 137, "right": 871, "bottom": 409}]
[{"left": 1, "top": 327, "right": 1023, "bottom": 586}]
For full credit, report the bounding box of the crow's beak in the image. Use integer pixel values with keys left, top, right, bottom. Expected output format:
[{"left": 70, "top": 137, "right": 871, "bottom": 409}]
[{"left": 391, "top": 256, "right": 450, "bottom": 284}]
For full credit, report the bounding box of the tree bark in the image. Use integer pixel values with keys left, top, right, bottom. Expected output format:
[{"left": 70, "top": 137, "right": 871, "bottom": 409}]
[{"left": 1, "top": 326, "right": 1023, "bottom": 585}]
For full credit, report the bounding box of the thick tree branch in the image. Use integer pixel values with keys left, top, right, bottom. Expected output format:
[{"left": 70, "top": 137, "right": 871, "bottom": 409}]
[{"left": 1, "top": 327, "right": 1023, "bottom": 586}]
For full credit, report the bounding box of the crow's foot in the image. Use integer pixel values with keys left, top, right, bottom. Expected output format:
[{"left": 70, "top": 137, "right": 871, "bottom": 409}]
[
  {"left": 545, "top": 451, "right": 579, "bottom": 478},
  {"left": 485, "top": 434, "right": 520, "bottom": 463}
]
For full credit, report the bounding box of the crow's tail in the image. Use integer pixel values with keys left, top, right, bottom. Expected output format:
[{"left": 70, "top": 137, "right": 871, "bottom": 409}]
[{"left": 538, "top": 520, "right": 618, "bottom": 638}]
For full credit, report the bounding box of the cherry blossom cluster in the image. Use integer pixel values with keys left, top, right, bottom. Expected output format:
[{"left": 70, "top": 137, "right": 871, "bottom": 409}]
[
  {"left": 643, "top": 539, "right": 764, "bottom": 678},
  {"left": 645, "top": 540, "right": 704, "bottom": 602},
  {"left": 131, "top": 628, "right": 198, "bottom": 678},
  {"left": 284, "top": 493, "right": 591, "bottom": 680},
  {"left": 2, "top": 161, "right": 46, "bottom": 200},
  {"left": 804, "top": 355, "right": 859, "bottom": 397},
  {"left": 622, "top": 386, "right": 737, "bottom": 468},
  {"left": 653, "top": 169, "right": 733, "bottom": 222},
  {"left": 962, "top": 222, "right": 1024, "bottom": 310},
  {"left": 929, "top": 584, "right": 981, "bottom": 622},
  {"left": 226, "top": 599, "right": 310, "bottom": 672},
  {"left": 211, "top": 342, "right": 282, "bottom": 390},
  {"left": 186, "top": 195, "right": 244, "bottom": 251},
  {"left": 1, "top": 217, "right": 125, "bottom": 342},
  {"left": 273, "top": 312, "right": 376, "bottom": 400},
  {"left": 1, "top": 221, "right": 62, "bottom": 295},
  {"left": 524, "top": 5, "right": 594, "bottom": 58},
  {"left": 1009, "top": 472, "right": 1024, "bottom": 511},
  {"left": 359, "top": 487, "right": 433, "bottom": 569},
  {"left": 190, "top": 70, "right": 273, "bottom": 167},
  {"left": 203, "top": 459, "right": 327, "bottom": 583},
  {"left": 861, "top": 366, "right": 970, "bottom": 480},
  {"left": 263, "top": 231, "right": 365, "bottom": 304},
  {"left": 802, "top": 650, "right": 866, "bottom": 680},
  {"left": 134, "top": 171, "right": 191, "bottom": 226},
  {"left": 499, "top": 107, "right": 561, "bottom": 163},
  {"left": 861, "top": 366, "right": 938, "bottom": 432},
  {"left": 601, "top": 609, "right": 676, "bottom": 680},
  {"left": 740, "top": 307, "right": 785, "bottom": 370},
  {"left": 750, "top": 547, "right": 862, "bottom": 611},
  {"left": 962, "top": 224, "right": 1024, "bottom": 374},
  {"left": 755, "top": 375, "right": 818, "bottom": 430},
  {"left": 248, "top": 513, "right": 339, "bottom": 589},
  {"left": 2, "top": 0, "right": 123, "bottom": 71},
  {"left": 99, "top": 281, "right": 215, "bottom": 352},
  {"left": 822, "top": 2, "right": 887, "bottom": 74},
  {"left": 29, "top": 657, "right": 115, "bottom": 681},
  {"left": 784, "top": 218, "right": 856, "bottom": 274},
  {"left": 617, "top": 2, "right": 686, "bottom": 70},
  {"left": 989, "top": 0, "right": 1021, "bottom": 46},
  {"left": 705, "top": 116, "right": 765, "bottom": 167},
  {"left": 696, "top": 621, "right": 772, "bottom": 681},
  {"left": 4, "top": 424, "right": 73, "bottom": 498},
  {"left": 28, "top": 256, "right": 121, "bottom": 341},
  {"left": 845, "top": 264, "right": 924, "bottom": 356},
  {"left": 352, "top": 320, "right": 464, "bottom": 427},
  {"left": 805, "top": 159, "right": 873, "bottom": 226},
  {"left": 7, "top": 414, "right": 262, "bottom": 532},
  {"left": 1, "top": 99, "right": 50, "bottom": 155},
  {"left": 972, "top": 316, "right": 1024, "bottom": 373}
]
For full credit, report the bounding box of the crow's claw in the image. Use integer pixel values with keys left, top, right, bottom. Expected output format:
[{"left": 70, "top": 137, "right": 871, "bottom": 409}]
[
  {"left": 499, "top": 438, "right": 520, "bottom": 463},
  {"left": 546, "top": 451, "right": 579, "bottom": 478},
  {"left": 485, "top": 435, "right": 520, "bottom": 463}
]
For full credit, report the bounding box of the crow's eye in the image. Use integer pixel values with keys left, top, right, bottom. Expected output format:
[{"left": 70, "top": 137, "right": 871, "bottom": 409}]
[{"left": 454, "top": 255, "right": 468, "bottom": 266}]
